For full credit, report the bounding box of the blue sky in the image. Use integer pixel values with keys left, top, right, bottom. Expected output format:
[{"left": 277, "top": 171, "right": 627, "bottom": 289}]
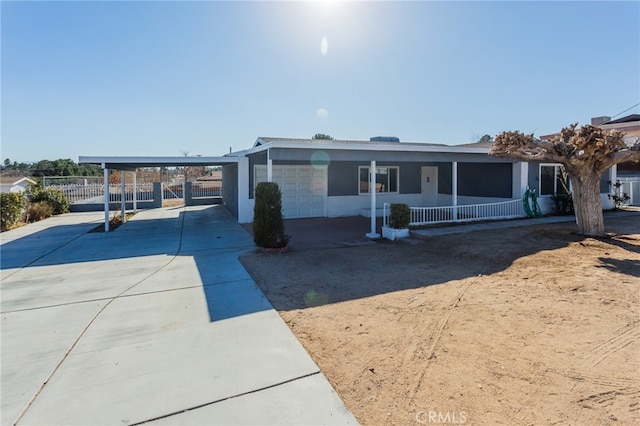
[{"left": 2, "top": 1, "right": 639, "bottom": 163}]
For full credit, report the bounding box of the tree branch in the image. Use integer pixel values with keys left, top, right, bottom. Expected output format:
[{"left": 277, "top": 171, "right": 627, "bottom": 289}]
[{"left": 611, "top": 149, "right": 640, "bottom": 164}]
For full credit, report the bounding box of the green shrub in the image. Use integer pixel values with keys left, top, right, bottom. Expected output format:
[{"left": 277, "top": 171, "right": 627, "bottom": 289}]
[
  {"left": 550, "top": 192, "right": 574, "bottom": 216},
  {"left": 1, "top": 192, "right": 25, "bottom": 231},
  {"left": 389, "top": 203, "right": 411, "bottom": 229},
  {"left": 252, "top": 182, "right": 289, "bottom": 249},
  {"left": 27, "top": 187, "right": 69, "bottom": 215},
  {"left": 26, "top": 201, "right": 54, "bottom": 222}
]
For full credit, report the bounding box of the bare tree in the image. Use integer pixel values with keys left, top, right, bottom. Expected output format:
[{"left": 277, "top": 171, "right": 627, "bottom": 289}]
[{"left": 491, "top": 123, "right": 639, "bottom": 236}]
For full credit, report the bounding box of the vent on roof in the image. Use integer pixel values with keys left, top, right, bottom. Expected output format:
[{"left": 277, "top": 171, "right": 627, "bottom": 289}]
[
  {"left": 591, "top": 116, "right": 611, "bottom": 126},
  {"left": 370, "top": 136, "right": 400, "bottom": 142}
]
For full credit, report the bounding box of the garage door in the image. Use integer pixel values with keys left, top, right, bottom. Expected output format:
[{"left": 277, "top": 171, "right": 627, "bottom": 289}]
[{"left": 255, "top": 165, "right": 327, "bottom": 219}]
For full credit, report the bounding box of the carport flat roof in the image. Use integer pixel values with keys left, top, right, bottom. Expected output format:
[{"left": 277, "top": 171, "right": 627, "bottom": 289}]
[{"left": 79, "top": 156, "right": 238, "bottom": 171}]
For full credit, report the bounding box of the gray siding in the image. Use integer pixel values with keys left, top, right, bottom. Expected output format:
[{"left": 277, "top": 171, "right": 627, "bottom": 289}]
[
  {"left": 269, "top": 147, "right": 512, "bottom": 163},
  {"left": 328, "top": 162, "right": 358, "bottom": 196},
  {"left": 326, "top": 161, "right": 439, "bottom": 196},
  {"left": 458, "top": 163, "right": 512, "bottom": 198},
  {"left": 248, "top": 151, "right": 267, "bottom": 199},
  {"left": 439, "top": 163, "right": 453, "bottom": 194},
  {"left": 528, "top": 161, "right": 540, "bottom": 190},
  {"left": 433, "top": 163, "right": 511, "bottom": 197},
  {"left": 222, "top": 164, "right": 238, "bottom": 217},
  {"left": 600, "top": 174, "right": 609, "bottom": 193}
]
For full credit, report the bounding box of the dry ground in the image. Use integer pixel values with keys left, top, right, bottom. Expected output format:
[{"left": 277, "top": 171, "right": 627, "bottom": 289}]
[{"left": 240, "top": 215, "right": 640, "bottom": 425}]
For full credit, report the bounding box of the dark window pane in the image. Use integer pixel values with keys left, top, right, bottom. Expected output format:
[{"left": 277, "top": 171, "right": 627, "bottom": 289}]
[
  {"left": 389, "top": 168, "right": 398, "bottom": 192},
  {"left": 540, "top": 166, "right": 555, "bottom": 195},
  {"left": 359, "top": 168, "right": 370, "bottom": 194},
  {"left": 376, "top": 168, "right": 388, "bottom": 192}
]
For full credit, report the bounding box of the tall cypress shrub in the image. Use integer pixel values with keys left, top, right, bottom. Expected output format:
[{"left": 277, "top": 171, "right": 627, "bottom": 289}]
[{"left": 253, "top": 182, "right": 289, "bottom": 249}]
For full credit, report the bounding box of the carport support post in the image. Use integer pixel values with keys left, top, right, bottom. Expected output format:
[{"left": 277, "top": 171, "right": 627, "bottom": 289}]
[
  {"left": 121, "top": 171, "right": 126, "bottom": 224},
  {"left": 452, "top": 161, "right": 458, "bottom": 221},
  {"left": 103, "top": 165, "right": 110, "bottom": 232},
  {"left": 267, "top": 149, "right": 273, "bottom": 182},
  {"left": 133, "top": 171, "right": 137, "bottom": 213},
  {"left": 366, "top": 160, "right": 380, "bottom": 238}
]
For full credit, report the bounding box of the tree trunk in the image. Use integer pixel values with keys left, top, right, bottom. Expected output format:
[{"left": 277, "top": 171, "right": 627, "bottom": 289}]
[{"left": 570, "top": 173, "right": 604, "bottom": 236}]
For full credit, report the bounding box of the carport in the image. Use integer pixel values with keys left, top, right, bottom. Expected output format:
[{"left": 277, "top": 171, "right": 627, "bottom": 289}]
[{"left": 79, "top": 156, "right": 238, "bottom": 231}]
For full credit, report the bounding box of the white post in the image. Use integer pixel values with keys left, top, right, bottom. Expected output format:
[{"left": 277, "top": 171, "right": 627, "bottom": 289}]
[
  {"left": 132, "top": 171, "right": 137, "bottom": 213},
  {"left": 121, "top": 171, "right": 126, "bottom": 223},
  {"left": 366, "top": 160, "right": 380, "bottom": 238},
  {"left": 267, "top": 149, "right": 273, "bottom": 183},
  {"left": 103, "top": 166, "right": 110, "bottom": 232},
  {"left": 452, "top": 161, "right": 458, "bottom": 221},
  {"left": 237, "top": 156, "right": 252, "bottom": 223}
]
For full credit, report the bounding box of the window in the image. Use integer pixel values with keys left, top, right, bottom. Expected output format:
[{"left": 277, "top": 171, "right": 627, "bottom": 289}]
[
  {"left": 359, "top": 166, "right": 399, "bottom": 195},
  {"left": 540, "top": 164, "right": 570, "bottom": 196}
]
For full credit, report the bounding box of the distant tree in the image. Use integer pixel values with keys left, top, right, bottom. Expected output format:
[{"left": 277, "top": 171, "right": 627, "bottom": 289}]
[
  {"left": 478, "top": 134, "right": 494, "bottom": 144},
  {"left": 491, "top": 123, "right": 640, "bottom": 236},
  {"left": 313, "top": 133, "right": 334, "bottom": 140},
  {"left": 3, "top": 158, "right": 10, "bottom": 168}
]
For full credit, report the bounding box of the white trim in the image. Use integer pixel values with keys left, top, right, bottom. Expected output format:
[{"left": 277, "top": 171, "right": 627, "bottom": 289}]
[
  {"left": 103, "top": 166, "right": 110, "bottom": 232},
  {"left": 366, "top": 160, "right": 380, "bottom": 238},
  {"left": 121, "top": 172, "right": 126, "bottom": 223},
  {"left": 237, "top": 157, "right": 252, "bottom": 223},
  {"left": 79, "top": 156, "right": 238, "bottom": 168},
  {"left": 245, "top": 139, "right": 490, "bottom": 156},
  {"left": 539, "top": 163, "right": 568, "bottom": 196},
  {"left": 452, "top": 161, "right": 458, "bottom": 220}
]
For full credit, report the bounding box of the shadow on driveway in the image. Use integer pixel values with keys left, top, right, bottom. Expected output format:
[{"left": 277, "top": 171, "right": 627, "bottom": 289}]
[{"left": 1, "top": 205, "right": 271, "bottom": 322}]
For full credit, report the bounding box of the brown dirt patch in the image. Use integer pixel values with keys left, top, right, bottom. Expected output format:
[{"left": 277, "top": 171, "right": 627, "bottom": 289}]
[
  {"left": 88, "top": 212, "right": 136, "bottom": 233},
  {"left": 240, "top": 215, "right": 640, "bottom": 425}
]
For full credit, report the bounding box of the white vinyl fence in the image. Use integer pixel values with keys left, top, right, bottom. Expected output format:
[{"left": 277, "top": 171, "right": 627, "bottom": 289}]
[
  {"left": 48, "top": 183, "right": 154, "bottom": 204},
  {"left": 384, "top": 199, "right": 525, "bottom": 227}
]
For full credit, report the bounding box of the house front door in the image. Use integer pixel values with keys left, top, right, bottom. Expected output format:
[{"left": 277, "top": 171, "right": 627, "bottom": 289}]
[{"left": 421, "top": 166, "right": 438, "bottom": 206}]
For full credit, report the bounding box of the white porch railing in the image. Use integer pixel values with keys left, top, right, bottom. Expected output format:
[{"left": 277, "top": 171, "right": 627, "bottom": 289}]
[
  {"left": 48, "top": 183, "right": 154, "bottom": 204},
  {"left": 383, "top": 199, "right": 525, "bottom": 227}
]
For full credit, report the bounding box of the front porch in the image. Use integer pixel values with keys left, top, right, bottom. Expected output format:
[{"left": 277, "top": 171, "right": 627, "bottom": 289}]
[{"left": 382, "top": 199, "right": 526, "bottom": 228}]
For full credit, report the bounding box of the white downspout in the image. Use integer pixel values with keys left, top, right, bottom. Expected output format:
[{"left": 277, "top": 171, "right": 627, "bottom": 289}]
[
  {"left": 267, "top": 149, "right": 273, "bottom": 183},
  {"left": 366, "top": 160, "right": 380, "bottom": 238},
  {"left": 133, "top": 170, "right": 137, "bottom": 213}
]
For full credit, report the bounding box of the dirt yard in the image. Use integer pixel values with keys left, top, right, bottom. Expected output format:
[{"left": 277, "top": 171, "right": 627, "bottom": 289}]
[{"left": 240, "top": 214, "right": 639, "bottom": 425}]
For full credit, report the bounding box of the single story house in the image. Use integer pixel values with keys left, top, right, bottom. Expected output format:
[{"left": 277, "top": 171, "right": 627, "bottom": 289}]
[
  {"left": 80, "top": 131, "right": 625, "bottom": 230},
  {"left": 220, "top": 136, "right": 618, "bottom": 223}
]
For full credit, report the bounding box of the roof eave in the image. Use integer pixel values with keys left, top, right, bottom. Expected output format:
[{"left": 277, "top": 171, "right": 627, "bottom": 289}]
[{"left": 243, "top": 140, "right": 490, "bottom": 155}]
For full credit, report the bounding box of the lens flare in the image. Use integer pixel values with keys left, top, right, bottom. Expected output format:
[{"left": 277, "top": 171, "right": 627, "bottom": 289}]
[{"left": 320, "top": 36, "right": 329, "bottom": 56}]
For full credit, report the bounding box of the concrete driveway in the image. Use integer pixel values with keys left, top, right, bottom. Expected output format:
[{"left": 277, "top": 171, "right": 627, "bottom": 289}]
[{"left": 1, "top": 206, "right": 357, "bottom": 425}]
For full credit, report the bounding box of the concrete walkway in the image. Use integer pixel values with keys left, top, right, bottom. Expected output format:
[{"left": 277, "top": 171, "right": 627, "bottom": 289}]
[{"left": 1, "top": 206, "right": 357, "bottom": 425}]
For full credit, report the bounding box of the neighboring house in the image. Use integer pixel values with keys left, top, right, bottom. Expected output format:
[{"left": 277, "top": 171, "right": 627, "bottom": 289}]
[
  {"left": 540, "top": 114, "right": 640, "bottom": 206},
  {"left": 11, "top": 177, "right": 36, "bottom": 193},
  {"left": 221, "top": 136, "right": 617, "bottom": 223}
]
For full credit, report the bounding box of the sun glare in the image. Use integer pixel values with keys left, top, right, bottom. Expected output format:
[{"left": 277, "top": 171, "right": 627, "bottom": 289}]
[
  {"left": 311, "top": 0, "right": 345, "bottom": 17},
  {"left": 320, "top": 36, "right": 329, "bottom": 56}
]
